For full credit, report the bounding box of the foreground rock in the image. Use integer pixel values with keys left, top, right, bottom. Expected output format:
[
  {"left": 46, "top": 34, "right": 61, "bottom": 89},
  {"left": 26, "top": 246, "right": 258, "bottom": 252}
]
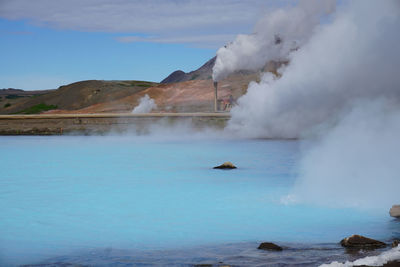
[
  {"left": 257, "top": 242, "right": 283, "bottom": 251},
  {"left": 213, "top": 162, "right": 237, "bottom": 169},
  {"left": 340, "top": 235, "right": 386, "bottom": 249},
  {"left": 389, "top": 205, "right": 400, "bottom": 218}
]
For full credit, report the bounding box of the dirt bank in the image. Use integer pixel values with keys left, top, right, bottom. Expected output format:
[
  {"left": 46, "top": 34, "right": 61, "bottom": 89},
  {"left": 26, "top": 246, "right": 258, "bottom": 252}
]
[{"left": 0, "top": 113, "right": 230, "bottom": 135}]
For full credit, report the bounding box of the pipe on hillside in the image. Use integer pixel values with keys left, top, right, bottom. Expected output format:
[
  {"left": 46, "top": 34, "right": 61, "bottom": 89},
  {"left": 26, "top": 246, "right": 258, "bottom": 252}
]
[{"left": 214, "top": 81, "right": 218, "bottom": 112}]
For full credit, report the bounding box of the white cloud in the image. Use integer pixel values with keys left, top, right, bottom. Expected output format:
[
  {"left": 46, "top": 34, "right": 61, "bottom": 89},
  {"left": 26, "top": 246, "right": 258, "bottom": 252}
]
[
  {"left": 116, "top": 34, "right": 237, "bottom": 48},
  {"left": 0, "top": 0, "right": 294, "bottom": 47}
]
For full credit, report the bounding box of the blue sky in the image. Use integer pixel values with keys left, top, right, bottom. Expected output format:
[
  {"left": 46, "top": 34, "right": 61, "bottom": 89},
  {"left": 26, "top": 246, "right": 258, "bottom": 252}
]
[{"left": 0, "top": 0, "right": 294, "bottom": 90}]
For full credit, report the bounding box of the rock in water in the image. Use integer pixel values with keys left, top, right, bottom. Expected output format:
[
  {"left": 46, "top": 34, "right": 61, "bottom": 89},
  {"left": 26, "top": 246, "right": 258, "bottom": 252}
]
[
  {"left": 389, "top": 205, "right": 400, "bottom": 218},
  {"left": 213, "top": 162, "right": 237, "bottom": 169},
  {"left": 340, "top": 235, "right": 386, "bottom": 249},
  {"left": 392, "top": 240, "right": 399, "bottom": 248},
  {"left": 257, "top": 242, "right": 283, "bottom": 251}
]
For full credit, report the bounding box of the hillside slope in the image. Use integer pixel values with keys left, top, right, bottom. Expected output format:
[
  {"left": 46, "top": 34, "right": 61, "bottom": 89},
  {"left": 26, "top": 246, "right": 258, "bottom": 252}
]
[
  {"left": 50, "top": 72, "right": 260, "bottom": 114},
  {"left": 161, "top": 57, "right": 216, "bottom": 83},
  {"left": 0, "top": 80, "right": 158, "bottom": 114},
  {"left": 0, "top": 57, "right": 286, "bottom": 114}
]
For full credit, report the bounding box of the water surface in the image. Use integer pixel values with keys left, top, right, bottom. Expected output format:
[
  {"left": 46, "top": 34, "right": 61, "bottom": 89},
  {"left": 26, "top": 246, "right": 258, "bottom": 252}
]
[{"left": 0, "top": 136, "right": 396, "bottom": 266}]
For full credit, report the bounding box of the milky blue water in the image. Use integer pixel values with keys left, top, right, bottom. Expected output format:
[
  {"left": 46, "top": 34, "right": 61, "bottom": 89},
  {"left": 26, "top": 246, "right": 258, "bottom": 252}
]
[{"left": 0, "top": 136, "right": 396, "bottom": 266}]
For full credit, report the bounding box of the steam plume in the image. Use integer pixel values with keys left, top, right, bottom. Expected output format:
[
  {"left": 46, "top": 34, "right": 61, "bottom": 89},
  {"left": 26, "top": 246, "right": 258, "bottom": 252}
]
[
  {"left": 222, "top": 0, "right": 400, "bottom": 209},
  {"left": 132, "top": 94, "right": 157, "bottom": 114},
  {"left": 291, "top": 101, "right": 400, "bottom": 209},
  {"left": 212, "top": 0, "right": 335, "bottom": 82},
  {"left": 227, "top": 0, "right": 400, "bottom": 139}
]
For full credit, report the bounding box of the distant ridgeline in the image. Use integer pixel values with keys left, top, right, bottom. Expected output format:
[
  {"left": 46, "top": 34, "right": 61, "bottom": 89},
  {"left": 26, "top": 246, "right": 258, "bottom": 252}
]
[
  {"left": 161, "top": 57, "right": 216, "bottom": 84},
  {"left": 161, "top": 56, "right": 286, "bottom": 84}
]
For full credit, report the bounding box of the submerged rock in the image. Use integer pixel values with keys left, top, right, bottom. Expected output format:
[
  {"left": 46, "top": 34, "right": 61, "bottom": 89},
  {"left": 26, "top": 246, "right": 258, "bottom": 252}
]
[
  {"left": 389, "top": 205, "right": 400, "bottom": 218},
  {"left": 213, "top": 162, "right": 237, "bottom": 169},
  {"left": 257, "top": 242, "right": 283, "bottom": 251},
  {"left": 340, "top": 235, "right": 386, "bottom": 249}
]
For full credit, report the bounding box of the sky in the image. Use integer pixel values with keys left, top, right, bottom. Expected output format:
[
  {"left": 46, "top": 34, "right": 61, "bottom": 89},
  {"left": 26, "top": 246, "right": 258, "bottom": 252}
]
[{"left": 0, "top": 0, "right": 296, "bottom": 90}]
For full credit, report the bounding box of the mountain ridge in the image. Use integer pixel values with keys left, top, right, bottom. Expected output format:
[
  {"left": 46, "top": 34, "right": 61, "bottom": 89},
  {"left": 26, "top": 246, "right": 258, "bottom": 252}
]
[{"left": 161, "top": 57, "right": 216, "bottom": 83}]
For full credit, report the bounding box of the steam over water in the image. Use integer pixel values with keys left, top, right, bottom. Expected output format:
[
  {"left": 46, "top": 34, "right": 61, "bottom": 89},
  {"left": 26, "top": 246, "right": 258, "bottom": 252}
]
[
  {"left": 0, "top": 136, "right": 397, "bottom": 266},
  {"left": 214, "top": 0, "right": 400, "bottom": 210},
  {"left": 1, "top": 1, "right": 400, "bottom": 266}
]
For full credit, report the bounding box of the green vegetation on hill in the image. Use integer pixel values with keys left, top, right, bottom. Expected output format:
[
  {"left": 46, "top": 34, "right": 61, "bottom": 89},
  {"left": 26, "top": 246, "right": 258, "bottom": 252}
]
[
  {"left": 0, "top": 80, "right": 159, "bottom": 114},
  {"left": 15, "top": 103, "right": 58, "bottom": 114},
  {"left": 190, "top": 74, "right": 200, "bottom": 80},
  {"left": 6, "top": 95, "right": 24, "bottom": 99}
]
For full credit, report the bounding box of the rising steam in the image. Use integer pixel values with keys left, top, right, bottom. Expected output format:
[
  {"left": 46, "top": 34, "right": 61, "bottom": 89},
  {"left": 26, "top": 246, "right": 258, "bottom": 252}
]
[
  {"left": 132, "top": 94, "right": 157, "bottom": 114},
  {"left": 212, "top": 0, "right": 336, "bottom": 82},
  {"left": 221, "top": 0, "right": 400, "bottom": 209},
  {"left": 291, "top": 101, "right": 400, "bottom": 210},
  {"left": 227, "top": 0, "right": 400, "bottom": 139}
]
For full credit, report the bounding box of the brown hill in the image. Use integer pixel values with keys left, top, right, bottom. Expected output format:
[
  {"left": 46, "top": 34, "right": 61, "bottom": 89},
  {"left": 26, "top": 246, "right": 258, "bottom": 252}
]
[
  {"left": 0, "top": 80, "right": 157, "bottom": 114},
  {"left": 48, "top": 72, "right": 260, "bottom": 114},
  {"left": 0, "top": 88, "right": 53, "bottom": 97},
  {"left": 0, "top": 57, "right": 285, "bottom": 115}
]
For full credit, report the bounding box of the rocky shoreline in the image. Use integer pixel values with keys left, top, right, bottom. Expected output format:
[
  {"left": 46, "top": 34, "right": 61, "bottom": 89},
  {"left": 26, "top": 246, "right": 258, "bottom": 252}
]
[{"left": 19, "top": 238, "right": 399, "bottom": 267}]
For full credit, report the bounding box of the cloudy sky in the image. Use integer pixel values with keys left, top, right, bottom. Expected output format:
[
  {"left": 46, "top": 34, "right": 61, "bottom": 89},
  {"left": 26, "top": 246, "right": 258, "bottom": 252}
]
[{"left": 0, "top": 0, "right": 295, "bottom": 90}]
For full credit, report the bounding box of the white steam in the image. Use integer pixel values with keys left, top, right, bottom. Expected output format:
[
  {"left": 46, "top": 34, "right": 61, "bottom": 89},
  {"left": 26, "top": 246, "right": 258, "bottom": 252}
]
[
  {"left": 221, "top": 0, "right": 400, "bottom": 209},
  {"left": 227, "top": 0, "right": 400, "bottom": 139},
  {"left": 212, "top": 0, "right": 335, "bottom": 82},
  {"left": 291, "top": 100, "right": 400, "bottom": 209},
  {"left": 132, "top": 94, "right": 157, "bottom": 114}
]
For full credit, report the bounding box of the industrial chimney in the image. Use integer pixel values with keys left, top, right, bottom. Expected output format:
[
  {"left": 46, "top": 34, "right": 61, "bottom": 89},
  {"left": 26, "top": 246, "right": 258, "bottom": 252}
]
[{"left": 213, "top": 81, "right": 218, "bottom": 112}]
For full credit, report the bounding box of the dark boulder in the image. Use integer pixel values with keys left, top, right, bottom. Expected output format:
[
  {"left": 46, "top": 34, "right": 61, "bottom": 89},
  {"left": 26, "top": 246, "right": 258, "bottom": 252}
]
[
  {"left": 392, "top": 240, "right": 399, "bottom": 248},
  {"left": 340, "top": 235, "right": 386, "bottom": 249},
  {"left": 213, "top": 162, "right": 237, "bottom": 169},
  {"left": 257, "top": 242, "right": 283, "bottom": 251}
]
